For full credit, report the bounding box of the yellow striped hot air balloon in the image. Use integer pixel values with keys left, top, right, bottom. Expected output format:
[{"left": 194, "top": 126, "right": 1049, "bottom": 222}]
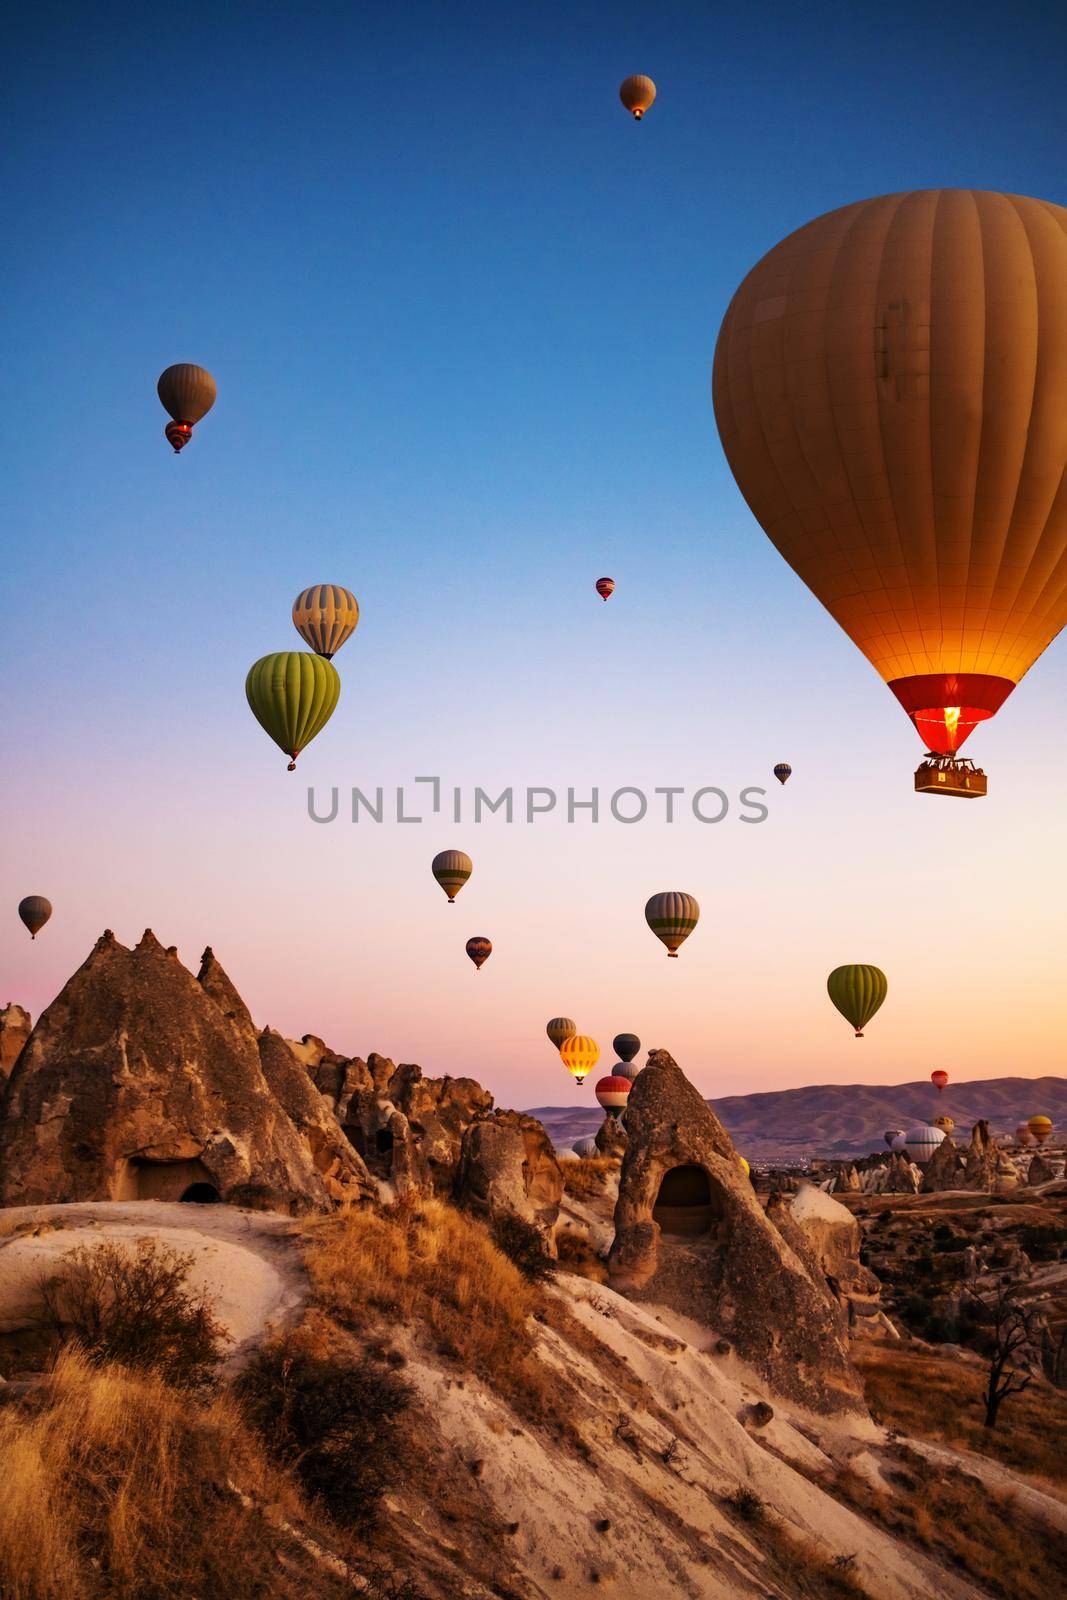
[
  {"left": 157, "top": 364, "right": 216, "bottom": 454},
  {"left": 713, "top": 191, "right": 1067, "bottom": 793},
  {"left": 560, "top": 1034, "right": 599, "bottom": 1085},
  {"left": 933, "top": 1115, "right": 955, "bottom": 1134},
  {"left": 826, "top": 965, "right": 887, "bottom": 1038},
  {"left": 644, "top": 891, "right": 699, "bottom": 957},
  {"left": 245, "top": 652, "right": 340, "bottom": 770},
  {"left": 619, "top": 75, "right": 656, "bottom": 119},
  {"left": 292, "top": 586, "right": 360, "bottom": 659},
  {"left": 1028, "top": 1115, "right": 1053, "bottom": 1145},
  {"left": 432, "top": 850, "right": 472, "bottom": 903}
]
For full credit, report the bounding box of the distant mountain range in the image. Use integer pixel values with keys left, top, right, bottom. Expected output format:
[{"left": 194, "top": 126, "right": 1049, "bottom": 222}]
[{"left": 528, "top": 1075, "right": 1067, "bottom": 1160}]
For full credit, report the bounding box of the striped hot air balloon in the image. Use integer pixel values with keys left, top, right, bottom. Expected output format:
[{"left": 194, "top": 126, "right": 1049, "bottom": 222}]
[
  {"left": 904, "top": 1125, "right": 945, "bottom": 1166},
  {"left": 245, "top": 652, "right": 340, "bottom": 770},
  {"left": 773, "top": 763, "right": 792, "bottom": 785},
  {"left": 1029, "top": 1115, "right": 1053, "bottom": 1145},
  {"left": 933, "top": 1115, "right": 954, "bottom": 1134},
  {"left": 826, "top": 965, "right": 887, "bottom": 1037},
  {"left": 1015, "top": 1124, "right": 1035, "bottom": 1146},
  {"left": 613, "top": 1032, "right": 640, "bottom": 1063},
  {"left": 884, "top": 1128, "right": 906, "bottom": 1148},
  {"left": 596, "top": 577, "right": 615, "bottom": 601},
  {"left": 595, "top": 1074, "right": 631, "bottom": 1117},
  {"left": 465, "top": 936, "right": 492, "bottom": 971},
  {"left": 619, "top": 75, "right": 656, "bottom": 119},
  {"left": 157, "top": 364, "right": 216, "bottom": 454},
  {"left": 546, "top": 1016, "right": 577, "bottom": 1050},
  {"left": 431, "top": 850, "right": 473, "bottom": 903},
  {"left": 644, "top": 892, "right": 699, "bottom": 957},
  {"left": 18, "top": 896, "right": 52, "bottom": 940},
  {"left": 292, "top": 586, "right": 360, "bottom": 658},
  {"left": 614, "top": 1061, "right": 640, "bottom": 1083},
  {"left": 560, "top": 1034, "right": 599, "bottom": 1085}
]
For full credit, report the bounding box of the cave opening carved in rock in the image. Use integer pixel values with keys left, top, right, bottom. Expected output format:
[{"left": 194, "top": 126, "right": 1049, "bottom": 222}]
[
  {"left": 112, "top": 1156, "right": 221, "bottom": 1204},
  {"left": 375, "top": 1128, "right": 394, "bottom": 1156},
  {"left": 652, "top": 1164, "right": 723, "bottom": 1237},
  {"left": 344, "top": 1124, "right": 367, "bottom": 1159}
]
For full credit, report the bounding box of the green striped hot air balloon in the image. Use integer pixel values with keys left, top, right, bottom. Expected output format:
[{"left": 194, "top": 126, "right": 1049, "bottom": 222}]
[
  {"left": 644, "top": 891, "right": 700, "bottom": 958},
  {"left": 827, "top": 964, "right": 887, "bottom": 1038},
  {"left": 245, "top": 652, "right": 340, "bottom": 770},
  {"left": 546, "top": 1016, "right": 577, "bottom": 1050},
  {"left": 432, "top": 850, "right": 473, "bottom": 903}
]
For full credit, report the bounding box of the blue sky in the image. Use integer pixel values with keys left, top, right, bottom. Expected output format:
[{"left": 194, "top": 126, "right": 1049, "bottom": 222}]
[{"left": 3, "top": 0, "right": 1066, "bottom": 1104}]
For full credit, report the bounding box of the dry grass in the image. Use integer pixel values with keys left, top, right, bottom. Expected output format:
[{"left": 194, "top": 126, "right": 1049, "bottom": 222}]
[
  {"left": 302, "top": 1199, "right": 587, "bottom": 1447},
  {"left": 721, "top": 1489, "right": 871, "bottom": 1598},
  {"left": 0, "top": 1347, "right": 366, "bottom": 1599},
  {"left": 855, "top": 1343, "right": 1067, "bottom": 1489},
  {"left": 560, "top": 1157, "right": 616, "bottom": 1201},
  {"left": 555, "top": 1230, "right": 609, "bottom": 1282},
  {"left": 833, "top": 1444, "right": 1067, "bottom": 1600}
]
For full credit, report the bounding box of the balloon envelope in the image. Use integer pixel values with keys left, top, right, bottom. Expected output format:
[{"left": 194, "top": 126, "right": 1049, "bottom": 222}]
[
  {"left": 546, "top": 1016, "right": 577, "bottom": 1051},
  {"left": 826, "top": 965, "right": 887, "bottom": 1036},
  {"left": 614, "top": 1061, "right": 640, "bottom": 1083},
  {"left": 619, "top": 75, "right": 656, "bottom": 118},
  {"left": 560, "top": 1035, "right": 600, "bottom": 1084},
  {"left": 773, "top": 763, "right": 792, "bottom": 785},
  {"left": 1028, "top": 1115, "right": 1053, "bottom": 1144},
  {"left": 904, "top": 1125, "right": 945, "bottom": 1165},
  {"left": 613, "top": 1032, "right": 640, "bottom": 1063},
  {"left": 572, "top": 1137, "right": 598, "bottom": 1158},
  {"left": 714, "top": 191, "right": 1067, "bottom": 759},
  {"left": 18, "top": 895, "right": 52, "bottom": 939},
  {"left": 292, "top": 586, "right": 359, "bottom": 658},
  {"left": 884, "top": 1128, "right": 905, "bottom": 1148},
  {"left": 933, "top": 1115, "right": 954, "bottom": 1133},
  {"left": 931, "top": 1070, "right": 949, "bottom": 1092},
  {"left": 245, "top": 652, "right": 340, "bottom": 769},
  {"left": 157, "top": 364, "right": 216, "bottom": 424},
  {"left": 596, "top": 577, "right": 615, "bottom": 601},
  {"left": 465, "top": 937, "right": 492, "bottom": 971},
  {"left": 595, "top": 1075, "right": 631, "bottom": 1113},
  {"left": 432, "top": 850, "right": 473, "bottom": 903},
  {"left": 645, "top": 892, "right": 699, "bottom": 957}
]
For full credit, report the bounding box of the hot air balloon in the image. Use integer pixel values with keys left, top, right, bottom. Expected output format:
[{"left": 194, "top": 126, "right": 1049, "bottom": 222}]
[
  {"left": 826, "top": 965, "right": 887, "bottom": 1037},
  {"left": 933, "top": 1115, "right": 955, "bottom": 1134},
  {"left": 465, "top": 936, "right": 492, "bottom": 971},
  {"left": 773, "top": 763, "right": 792, "bottom": 785},
  {"left": 560, "top": 1034, "right": 599, "bottom": 1085},
  {"left": 572, "top": 1136, "right": 598, "bottom": 1158},
  {"left": 613, "top": 1033, "right": 640, "bottom": 1063},
  {"left": 884, "top": 1128, "right": 906, "bottom": 1149},
  {"left": 431, "top": 850, "right": 473, "bottom": 904},
  {"left": 904, "top": 1125, "right": 945, "bottom": 1166},
  {"left": 18, "top": 896, "right": 52, "bottom": 940},
  {"left": 890, "top": 1133, "right": 908, "bottom": 1153},
  {"left": 595, "top": 1074, "right": 631, "bottom": 1118},
  {"left": 619, "top": 75, "right": 656, "bottom": 119},
  {"left": 546, "top": 1016, "right": 577, "bottom": 1051},
  {"left": 245, "top": 652, "right": 340, "bottom": 770},
  {"left": 292, "top": 586, "right": 360, "bottom": 658},
  {"left": 596, "top": 577, "right": 615, "bottom": 602},
  {"left": 713, "top": 191, "right": 1067, "bottom": 796},
  {"left": 645, "top": 892, "right": 699, "bottom": 958},
  {"left": 738, "top": 1155, "right": 750, "bottom": 1178},
  {"left": 157, "top": 364, "right": 216, "bottom": 454},
  {"left": 1015, "top": 1123, "right": 1035, "bottom": 1146},
  {"left": 931, "top": 1070, "right": 949, "bottom": 1094},
  {"left": 1029, "top": 1115, "right": 1053, "bottom": 1145},
  {"left": 614, "top": 1061, "right": 640, "bottom": 1083}
]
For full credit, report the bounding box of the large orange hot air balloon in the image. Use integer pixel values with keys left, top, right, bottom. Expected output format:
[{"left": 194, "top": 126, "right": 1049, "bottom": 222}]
[{"left": 714, "top": 191, "right": 1067, "bottom": 794}]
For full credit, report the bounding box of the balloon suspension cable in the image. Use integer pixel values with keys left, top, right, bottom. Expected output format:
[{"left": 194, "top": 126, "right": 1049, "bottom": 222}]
[{"left": 164, "top": 420, "right": 193, "bottom": 454}]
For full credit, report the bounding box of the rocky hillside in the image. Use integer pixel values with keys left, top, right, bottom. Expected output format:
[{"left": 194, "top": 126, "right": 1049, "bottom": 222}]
[{"left": 532, "top": 1074, "right": 1067, "bottom": 1159}]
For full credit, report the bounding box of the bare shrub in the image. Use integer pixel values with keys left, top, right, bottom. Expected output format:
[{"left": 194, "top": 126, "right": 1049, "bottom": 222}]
[
  {"left": 561, "top": 1157, "right": 616, "bottom": 1201},
  {"left": 39, "top": 1237, "right": 227, "bottom": 1387},
  {"left": 488, "top": 1211, "right": 555, "bottom": 1282}
]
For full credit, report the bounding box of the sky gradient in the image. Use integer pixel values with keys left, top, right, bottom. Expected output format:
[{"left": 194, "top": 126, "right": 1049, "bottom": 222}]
[{"left": 3, "top": 0, "right": 1066, "bottom": 1108}]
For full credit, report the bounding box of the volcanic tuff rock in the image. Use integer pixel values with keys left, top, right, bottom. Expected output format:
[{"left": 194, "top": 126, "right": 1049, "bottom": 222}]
[
  {"left": 0, "top": 1004, "right": 32, "bottom": 1080},
  {"left": 963, "top": 1120, "right": 1003, "bottom": 1191},
  {"left": 608, "top": 1050, "right": 864, "bottom": 1414},
  {"left": 1027, "top": 1152, "right": 1056, "bottom": 1186},
  {"left": 594, "top": 1114, "right": 627, "bottom": 1159},
  {"left": 307, "top": 1046, "right": 493, "bottom": 1197},
  {"left": 454, "top": 1109, "right": 564, "bottom": 1248},
  {"left": 0, "top": 931, "right": 373, "bottom": 1211},
  {"left": 920, "top": 1134, "right": 965, "bottom": 1192}
]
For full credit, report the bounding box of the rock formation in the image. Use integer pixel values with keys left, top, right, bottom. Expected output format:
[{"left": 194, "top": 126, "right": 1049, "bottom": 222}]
[
  {"left": 963, "top": 1121, "right": 1003, "bottom": 1190},
  {"left": 0, "top": 1004, "right": 31, "bottom": 1080},
  {"left": 454, "top": 1110, "right": 563, "bottom": 1248},
  {"left": 608, "top": 1051, "right": 864, "bottom": 1415},
  {"left": 308, "top": 1046, "right": 492, "bottom": 1198},
  {"left": 1026, "top": 1152, "right": 1056, "bottom": 1186},
  {"left": 594, "top": 1115, "right": 627, "bottom": 1159},
  {"left": 920, "top": 1135, "right": 965, "bottom": 1192},
  {"left": 0, "top": 931, "right": 373, "bottom": 1211}
]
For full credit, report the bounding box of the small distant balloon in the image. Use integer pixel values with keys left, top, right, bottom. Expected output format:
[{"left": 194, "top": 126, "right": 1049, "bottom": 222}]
[
  {"left": 572, "top": 1136, "right": 598, "bottom": 1158},
  {"left": 546, "top": 1016, "right": 577, "bottom": 1051},
  {"left": 884, "top": 1129, "right": 905, "bottom": 1149},
  {"left": 157, "top": 364, "right": 216, "bottom": 454},
  {"left": 933, "top": 1115, "right": 954, "bottom": 1134},
  {"left": 465, "top": 936, "right": 492, "bottom": 971},
  {"left": 826, "top": 965, "right": 887, "bottom": 1037},
  {"left": 931, "top": 1070, "right": 949, "bottom": 1093},
  {"left": 595, "top": 1074, "right": 631, "bottom": 1118},
  {"left": 1029, "top": 1115, "right": 1053, "bottom": 1145},
  {"left": 619, "top": 75, "right": 656, "bottom": 119},
  {"left": 773, "top": 763, "right": 792, "bottom": 785},
  {"left": 432, "top": 850, "right": 473, "bottom": 904},
  {"left": 596, "top": 577, "right": 615, "bottom": 602},
  {"left": 245, "top": 652, "right": 340, "bottom": 771},
  {"left": 560, "top": 1034, "right": 600, "bottom": 1085},
  {"left": 645, "top": 892, "right": 699, "bottom": 958},
  {"left": 292, "top": 586, "right": 360, "bottom": 658},
  {"left": 613, "top": 1032, "right": 640, "bottom": 1063},
  {"left": 18, "top": 896, "right": 52, "bottom": 940},
  {"left": 1015, "top": 1124, "right": 1035, "bottom": 1146}
]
